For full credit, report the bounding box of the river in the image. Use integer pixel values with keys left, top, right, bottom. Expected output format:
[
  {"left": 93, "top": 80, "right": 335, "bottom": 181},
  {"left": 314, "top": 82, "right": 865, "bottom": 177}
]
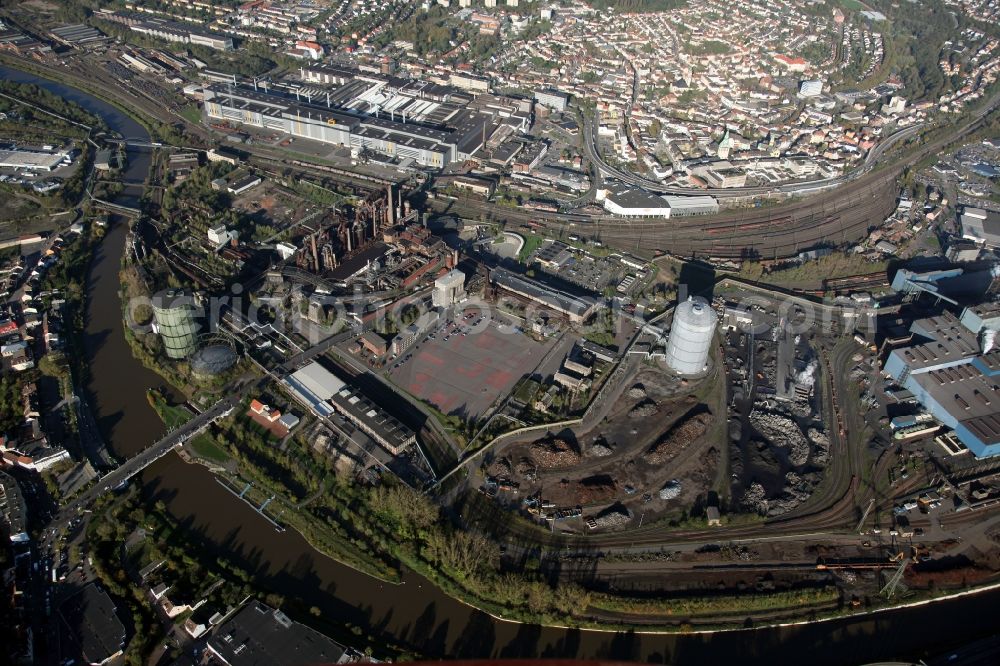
[{"left": 5, "top": 63, "right": 1000, "bottom": 665}]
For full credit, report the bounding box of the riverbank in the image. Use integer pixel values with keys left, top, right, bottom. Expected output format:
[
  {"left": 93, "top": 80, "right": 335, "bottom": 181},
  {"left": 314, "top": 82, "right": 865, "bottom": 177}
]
[
  {"left": 0, "top": 54, "right": 178, "bottom": 146},
  {"left": 12, "top": 57, "right": 1000, "bottom": 665},
  {"left": 145, "top": 389, "right": 404, "bottom": 583}
]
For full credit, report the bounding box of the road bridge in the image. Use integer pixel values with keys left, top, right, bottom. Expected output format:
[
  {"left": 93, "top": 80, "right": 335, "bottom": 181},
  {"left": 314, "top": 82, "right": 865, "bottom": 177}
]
[
  {"left": 53, "top": 397, "right": 237, "bottom": 526},
  {"left": 89, "top": 197, "right": 141, "bottom": 217},
  {"left": 103, "top": 137, "right": 194, "bottom": 150}
]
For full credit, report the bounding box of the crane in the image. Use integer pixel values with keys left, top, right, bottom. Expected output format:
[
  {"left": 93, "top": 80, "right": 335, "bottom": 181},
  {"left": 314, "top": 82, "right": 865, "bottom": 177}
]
[
  {"left": 880, "top": 557, "right": 909, "bottom": 598},
  {"left": 856, "top": 498, "right": 876, "bottom": 533}
]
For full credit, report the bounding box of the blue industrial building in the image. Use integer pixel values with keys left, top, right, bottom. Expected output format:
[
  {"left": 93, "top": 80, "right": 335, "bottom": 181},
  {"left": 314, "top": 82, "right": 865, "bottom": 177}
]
[{"left": 883, "top": 304, "right": 1000, "bottom": 457}]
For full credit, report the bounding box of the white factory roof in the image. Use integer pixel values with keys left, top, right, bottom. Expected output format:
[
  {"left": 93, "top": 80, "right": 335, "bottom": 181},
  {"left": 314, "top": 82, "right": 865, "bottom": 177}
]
[
  {"left": 0, "top": 147, "right": 66, "bottom": 171},
  {"left": 436, "top": 268, "right": 466, "bottom": 287},
  {"left": 288, "top": 362, "right": 344, "bottom": 402}
]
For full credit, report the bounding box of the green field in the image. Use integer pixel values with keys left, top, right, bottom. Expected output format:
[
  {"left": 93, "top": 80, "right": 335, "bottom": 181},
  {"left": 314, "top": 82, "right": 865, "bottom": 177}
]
[
  {"left": 147, "top": 390, "right": 193, "bottom": 431},
  {"left": 189, "top": 433, "right": 230, "bottom": 463},
  {"left": 148, "top": 389, "right": 231, "bottom": 463},
  {"left": 179, "top": 104, "right": 203, "bottom": 124},
  {"left": 518, "top": 233, "right": 544, "bottom": 263},
  {"left": 838, "top": 0, "right": 867, "bottom": 11}
]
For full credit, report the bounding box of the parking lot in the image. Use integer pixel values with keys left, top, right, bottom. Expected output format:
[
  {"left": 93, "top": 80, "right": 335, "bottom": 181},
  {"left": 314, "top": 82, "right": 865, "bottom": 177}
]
[{"left": 388, "top": 309, "right": 559, "bottom": 420}]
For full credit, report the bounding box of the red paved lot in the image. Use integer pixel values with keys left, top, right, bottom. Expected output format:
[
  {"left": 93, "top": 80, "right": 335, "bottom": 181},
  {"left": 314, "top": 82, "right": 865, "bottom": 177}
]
[{"left": 389, "top": 319, "right": 553, "bottom": 419}]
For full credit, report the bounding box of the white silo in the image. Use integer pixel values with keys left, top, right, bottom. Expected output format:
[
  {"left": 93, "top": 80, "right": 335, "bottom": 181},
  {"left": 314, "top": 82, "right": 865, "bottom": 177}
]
[{"left": 665, "top": 296, "right": 717, "bottom": 375}]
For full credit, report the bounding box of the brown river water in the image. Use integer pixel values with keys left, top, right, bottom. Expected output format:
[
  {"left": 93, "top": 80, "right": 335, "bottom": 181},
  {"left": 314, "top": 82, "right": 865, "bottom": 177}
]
[{"left": 7, "top": 63, "right": 998, "bottom": 665}]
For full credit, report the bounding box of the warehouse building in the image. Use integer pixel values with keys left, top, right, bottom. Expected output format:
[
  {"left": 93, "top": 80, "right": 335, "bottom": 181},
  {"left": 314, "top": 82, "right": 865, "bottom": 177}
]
[
  {"left": 285, "top": 362, "right": 416, "bottom": 456},
  {"left": 329, "top": 383, "right": 416, "bottom": 455},
  {"left": 203, "top": 84, "right": 496, "bottom": 168},
  {"left": 96, "top": 10, "right": 233, "bottom": 50},
  {"left": 451, "top": 71, "right": 490, "bottom": 92},
  {"left": 534, "top": 88, "right": 570, "bottom": 112},
  {"left": 0, "top": 146, "right": 69, "bottom": 172},
  {"left": 50, "top": 23, "right": 107, "bottom": 47},
  {"left": 663, "top": 195, "right": 719, "bottom": 216},
  {"left": 490, "top": 268, "right": 597, "bottom": 323},
  {"left": 960, "top": 207, "right": 1000, "bottom": 249},
  {"left": 883, "top": 307, "right": 1000, "bottom": 458},
  {"left": 600, "top": 184, "right": 672, "bottom": 218},
  {"left": 207, "top": 600, "right": 349, "bottom": 666}
]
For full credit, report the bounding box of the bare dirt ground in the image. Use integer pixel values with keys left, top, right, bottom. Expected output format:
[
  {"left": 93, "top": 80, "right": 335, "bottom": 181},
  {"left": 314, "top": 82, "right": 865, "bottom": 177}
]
[
  {"left": 231, "top": 183, "right": 306, "bottom": 228},
  {"left": 485, "top": 362, "right": 726, "bottom": 528}
]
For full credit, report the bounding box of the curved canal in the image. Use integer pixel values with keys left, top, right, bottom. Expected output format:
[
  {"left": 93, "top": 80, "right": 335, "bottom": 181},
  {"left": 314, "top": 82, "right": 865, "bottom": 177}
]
[{"left": 5, "top": 63, "right": 1000, "bottom": 665}]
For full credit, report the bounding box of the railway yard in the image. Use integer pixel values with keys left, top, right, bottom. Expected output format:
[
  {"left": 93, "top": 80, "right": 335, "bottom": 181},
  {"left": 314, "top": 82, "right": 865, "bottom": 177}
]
[
  {"left": 457, "top": 284, "right": 1000, "bottom": 620},
  {"left": 5, "top": 33, "right": 1000, "bottom": 643}
]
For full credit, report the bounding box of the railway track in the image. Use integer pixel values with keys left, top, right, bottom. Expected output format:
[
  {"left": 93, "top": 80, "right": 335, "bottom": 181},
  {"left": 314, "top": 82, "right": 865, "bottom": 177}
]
[
  {"left": 431, "top": 90, "right": 1000, "bottom": 259},
  {"left": 432, "top": 169, "right": 899, "bottom": 259},
  {"left": 462, "top": 340, "right": 872, "bottom": 556}
]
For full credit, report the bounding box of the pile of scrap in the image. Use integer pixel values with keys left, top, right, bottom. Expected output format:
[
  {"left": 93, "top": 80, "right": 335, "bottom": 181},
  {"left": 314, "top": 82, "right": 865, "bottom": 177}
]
[
  {"left": 628, "top": 384, "right": 647, "bottom": 399},
  {"left": 807, "top": 428, "right": 830, "bottom": 466},
  {"left": 487, "top": 457, "right": 513, "bottom": 478},
  {"left": 589, "top": 441, "right": 614, "bottom": 457},
  {"left": 514, "top": 457, "right": 537, "bottom": 480},
  {"left": 659, "top": 479, "right": 682, "bottom": 500},
  {"left": 629, "top": 399, "right": 658, "bottom": 418},
  {"left": 569, "top": 475, "right": 617, "bottom": 504},
  {"left": 530, "top": 437, "right": 582, "bottom": 468},
  {"left": 587, "top": 504, "right": 632, "bottom": 529},
  {"left": 751, "top": 411, "right": 810, "bottom": 466},
  {"left": 644, "top": 412, "right": 711, "bottom": 465},
  {"left": 741, "top": 481, "right": 769, "bottom": 514}
]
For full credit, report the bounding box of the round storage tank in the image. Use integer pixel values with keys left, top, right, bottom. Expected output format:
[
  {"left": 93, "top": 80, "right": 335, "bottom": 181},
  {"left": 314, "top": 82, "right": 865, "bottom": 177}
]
[
  {"left": 190, "top": 343, "right": 238, "bottom": 379},
  {"left": 665, "top": 296, "right": 717, "bottom": 375},
  {"left": 151, "top": 289, "right": 200, "bottom": 360}
]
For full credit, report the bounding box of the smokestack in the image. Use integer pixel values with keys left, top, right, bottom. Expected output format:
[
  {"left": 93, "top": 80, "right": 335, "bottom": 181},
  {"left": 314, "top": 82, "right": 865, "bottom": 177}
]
[{"left": 387, "top": 184, "right": 395, "bottom": 226}]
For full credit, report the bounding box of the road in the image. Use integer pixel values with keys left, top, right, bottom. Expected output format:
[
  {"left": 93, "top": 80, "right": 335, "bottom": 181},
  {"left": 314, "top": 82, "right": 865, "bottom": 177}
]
[
  {"left": 50, "top": 396, "right": 237, "bottom": 528},
  {"left": 582, "top": 106, "right": 928, "bottom": 198},
  {"left": 12, "top": 53, "right": 996, "bottom": 264}
]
